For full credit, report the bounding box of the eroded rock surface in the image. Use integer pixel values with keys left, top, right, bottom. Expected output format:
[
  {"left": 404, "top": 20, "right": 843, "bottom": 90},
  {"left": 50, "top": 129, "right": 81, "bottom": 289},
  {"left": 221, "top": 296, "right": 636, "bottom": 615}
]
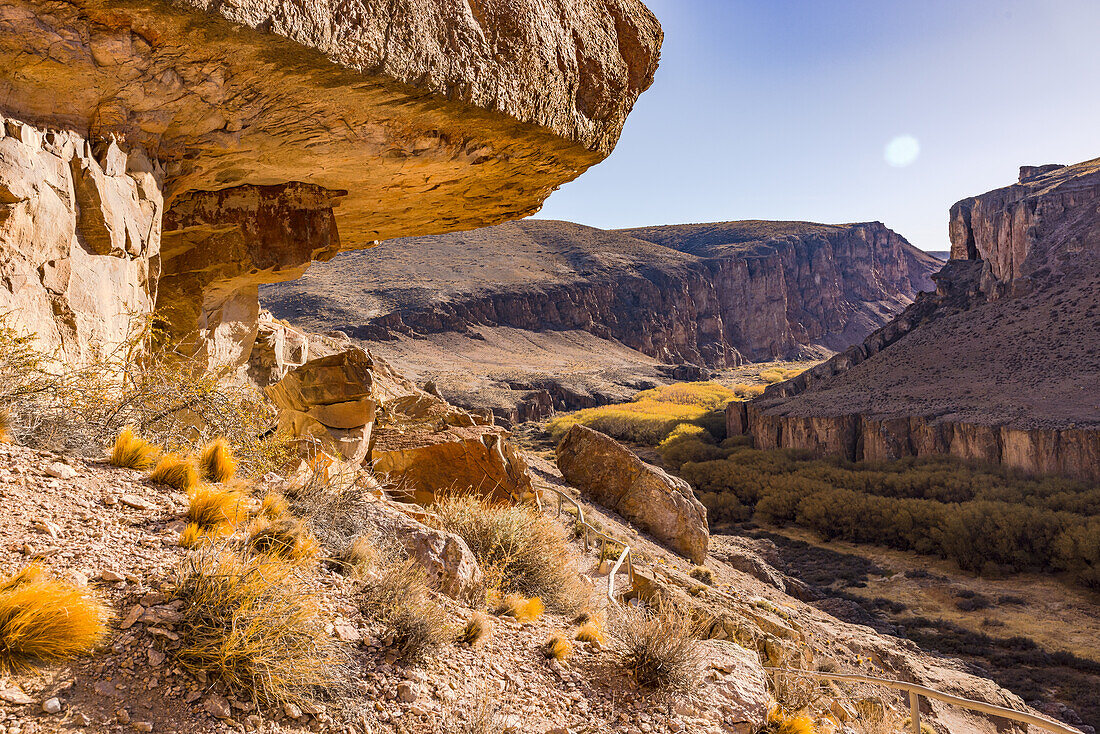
[
  {"left": 734, "top": 159, "right": 1100, "bottom": 480},
  {"left": 556, "top": 424, "right": 708, "bottom": 563},
  {"left": 0, "top": 0, "right": 661, "bottom": 363}
]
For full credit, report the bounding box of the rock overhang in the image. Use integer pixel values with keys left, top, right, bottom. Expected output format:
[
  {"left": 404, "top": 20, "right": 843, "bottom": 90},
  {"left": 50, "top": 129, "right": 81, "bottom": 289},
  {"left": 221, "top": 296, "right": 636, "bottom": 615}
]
[{"left": 0, "top": 0, "right": 662, "bottom": 247}]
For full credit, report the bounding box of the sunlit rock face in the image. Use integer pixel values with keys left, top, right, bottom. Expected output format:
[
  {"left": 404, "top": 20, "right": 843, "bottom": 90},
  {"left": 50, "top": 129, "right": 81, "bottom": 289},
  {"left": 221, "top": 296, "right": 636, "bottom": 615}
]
[
  {"left": 735, "top": 158, "right": 1100, "bottom": 481},
  {"left": 0, "top": 0, "right": 661, "bottom": 363}
]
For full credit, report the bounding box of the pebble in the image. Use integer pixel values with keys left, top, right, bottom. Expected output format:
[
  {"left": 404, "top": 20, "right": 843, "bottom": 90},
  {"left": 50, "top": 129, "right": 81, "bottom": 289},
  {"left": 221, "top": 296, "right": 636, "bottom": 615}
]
[
  {"left": 204, "top": 694, "right": 232, "bottom": 719},
  {"left": 45, "top": 462, "right": 76, "bottom": 479},
  {"left": 396, "top": 681, "right": 418, "bottom": 703},
  {"left": 41, "top": 698, "right": 61, "bottom": 714},
  {"left": 132, "top": 722, "right": 153, "bottom": 732},
  {"left": 99, "top": 569, "right": 126, "bottom": 582}
]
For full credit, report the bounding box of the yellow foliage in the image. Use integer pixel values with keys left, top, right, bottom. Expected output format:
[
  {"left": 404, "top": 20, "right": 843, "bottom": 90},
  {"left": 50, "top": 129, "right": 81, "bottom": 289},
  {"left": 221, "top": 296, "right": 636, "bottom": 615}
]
[
  {"left": 0, "top": 564, "right": 110, "bottom": 673},
  {"left": 544, "top": 634, "right": 573, "bottom": 662},
  {"left": 109, "top": 427, "right": 159, "bottom": 471},
  {"left": 148, "top": 453, "right": 198, "bottom": 491},
  {"left": 547, "top": 381, "right": 736, "bottom": 444},
  {"left": 200, "top": 438, "right": 237, "bottom": 484},
  {"left": 499, "top": 594, "right": 544, "bottom": 623},
  {"left": 733, "top": 383, "right": 767, "bottom": 398},
  {"left": 187, "top": 486, "right": 248, "bottom": 530},
  {"left": 759, "top": 366, "right": 806, "bottom": 384},
  {"left": 0, "top": 409, "right": 10, "bottom": 444}
]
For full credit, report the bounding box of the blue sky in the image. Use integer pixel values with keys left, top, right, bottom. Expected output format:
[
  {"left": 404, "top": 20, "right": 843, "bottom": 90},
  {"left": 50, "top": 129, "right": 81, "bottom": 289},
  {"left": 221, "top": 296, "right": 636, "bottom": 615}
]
[{"left": 533, "top": 0, "right": 1100, "bottom": 252}]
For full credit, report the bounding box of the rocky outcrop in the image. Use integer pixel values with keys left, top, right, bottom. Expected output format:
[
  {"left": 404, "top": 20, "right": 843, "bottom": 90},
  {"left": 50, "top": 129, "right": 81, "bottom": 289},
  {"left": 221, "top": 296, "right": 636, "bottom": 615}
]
[
  {"left": 0, "top": 0, "right": 660, "bottom": 365},
  {"left": 692, "top": 640, "right": 770, "bottom": 733},
  {"left": 734, "top": 159, "right": 1100, "bottom": 480},
  {"left": 265, "top": 219, "right": 939, "bottom": 369},
  {"left": 266, "top": 349, "right": 378, "bottom": 464},
  {"left": 372, "top": 394, "right": 536, "bottom": 506},
  {"left": 556, "top": 424, "right": 709, "bottom": 563},
  {"left": 0, "top": 116, "right": 160, "bottom": 363}
]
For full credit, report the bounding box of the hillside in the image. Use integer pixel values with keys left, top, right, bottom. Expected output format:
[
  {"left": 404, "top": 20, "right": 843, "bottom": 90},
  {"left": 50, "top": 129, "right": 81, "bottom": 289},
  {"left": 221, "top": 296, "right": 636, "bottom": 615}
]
[
  {"left": 261, "top": 219, "right": 939, "bottom": 423},
  {"left": 735, "top": 159, "right": 1100, "bottom": 480}
]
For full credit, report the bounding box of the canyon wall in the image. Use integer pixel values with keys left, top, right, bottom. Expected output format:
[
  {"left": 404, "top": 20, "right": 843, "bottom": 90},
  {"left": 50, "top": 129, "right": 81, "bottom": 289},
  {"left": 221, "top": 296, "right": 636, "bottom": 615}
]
[
  {"left": 734, "top": 160, "right": 1100, "bottom": 481},
  {"left": 0, "top": 0, "right": 661, "bottom": 364},
  {"left": 265, "top": 219, "right": 938, "bottom": 369}
]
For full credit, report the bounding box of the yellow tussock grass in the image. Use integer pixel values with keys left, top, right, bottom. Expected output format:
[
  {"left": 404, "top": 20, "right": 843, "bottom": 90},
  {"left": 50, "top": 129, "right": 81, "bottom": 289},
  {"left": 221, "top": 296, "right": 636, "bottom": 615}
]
[
  {"left": 173, "top": 550, "right": 338, "bottom": 705},
  {"left": 109, "top": 427, "right": 158, "bottom": 471},
  {"left": 179, "top": 522, "right": 231, "bottom": 549},
  {"left": 260, "top": 493, "right": 289, "bottom": 519},
  {"left": 247, "top": 517, "right": 319, "bottom": 561},
  {"left": 187, "top": 486, "right": 248, "bottom": 530},
  {"left": 200, "top": 438, "right": 237, "bottom": 484},
  {"left": 544, "top": 634, "right": 572, "bottom": 662},
  {"left": 0, "top": 409, "right": 11, "bottom": 444},
  {"left": 0, "top": 564, "right": 110, "bottom": 673},
  {"left": 498, "top": 594, "right": 544, "bottom": 623},
  {"left": 575, "top": 621, "right": 604, "bottom": 644},
  {"left": 458, "top": 612, "right": 489, "bottom": 646},
  {"left": 148, "top": 453, "right": 198, "bottom": 491},
  {"left": 767, "top": 710, "right": 816, "bottom": 734}
]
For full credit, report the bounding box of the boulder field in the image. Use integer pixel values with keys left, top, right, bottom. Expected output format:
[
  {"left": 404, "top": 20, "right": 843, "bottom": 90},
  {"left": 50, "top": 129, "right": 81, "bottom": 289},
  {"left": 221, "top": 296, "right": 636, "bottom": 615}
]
[{"left": 733, "top": 159, "right": 1100, "bottom": 480}]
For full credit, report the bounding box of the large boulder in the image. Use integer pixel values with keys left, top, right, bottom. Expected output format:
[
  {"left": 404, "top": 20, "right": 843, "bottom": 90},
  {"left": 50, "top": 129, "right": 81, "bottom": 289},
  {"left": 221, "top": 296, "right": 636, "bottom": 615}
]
[
  {"left": 360, "top": 500, "right": 485, "bottom": 606},
  {"left": 372, "top": 394, "right": 536, "bottom": 506},
  {"left": 0, "top": 0, "right": 661, "bottom": 364},
  {"left": 556, "top": 424, "right": 709, "bottom": 563},
  {"left": 693, "top": 640, "right": 770, "bottom": 734}
]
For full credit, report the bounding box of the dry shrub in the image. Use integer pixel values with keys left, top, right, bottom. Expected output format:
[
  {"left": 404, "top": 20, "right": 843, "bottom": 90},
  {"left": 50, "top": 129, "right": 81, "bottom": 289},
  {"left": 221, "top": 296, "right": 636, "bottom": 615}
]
[
  {"left": 332, "top": 536, "right": 375, "bottom": 578},
  {"left": 173, "top": 550, "right": 339, "bottom": 705},
  {"left": 109, "top": 427, "right": 159, "bottom": 470},
  {"left": 497, "top": 594, "right": 544, "bottom": 623},
  {"left": 544, "top": 634, "right": 572, "bottom": 662},
  {"left": 0, "top": 315, "right": 292, "bottom": 477},
  {"left": 689, "top": 565, "right": 715, "bottom": 585},
  {"left": 609, "top": 603, "right": 702, "bottom": 695},
  {"left": 431, "top": 494, "right": 588, "bottom": 613},
  {"left": 0, "top": 564, "right": 110, "bottom": 673},
  {"left": 149, "top": 453, "right": 198, "bottom": 492},
  {"left": 186, "top": 485, "right": 247, "bottom": 530},
  {"left": 281, "top": 466, "right": 382, "bottom": 560},
  {"left": 439, "top": 692, "right": 509, "bottom": 734},
  {"left": 359, "top": 558, "right": 447, "bottom": 665},
  {"left": 575, "top": 621, "right": 604, "bottom": 644},
  {"left": 458, "top": 612, "right": 490, "bottom": 647},
  {"left": 247, "top": 517, "right": 319, "bottom": 561},
  {"left": 200, "top": 437, "right": 237, "bottom": 484}
]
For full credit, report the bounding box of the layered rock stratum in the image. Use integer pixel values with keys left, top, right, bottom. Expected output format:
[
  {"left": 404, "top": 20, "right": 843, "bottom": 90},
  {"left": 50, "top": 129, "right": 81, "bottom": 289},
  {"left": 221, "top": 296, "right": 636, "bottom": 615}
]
[
  {"left": 261, "top": 219, "right": 939, "bottom": 422},
  {"left": 734, "top": 159, "right": 1100, "bottom": 480},
  {"left": 0, "top": 0, "right": 661, "bottom": 364}
]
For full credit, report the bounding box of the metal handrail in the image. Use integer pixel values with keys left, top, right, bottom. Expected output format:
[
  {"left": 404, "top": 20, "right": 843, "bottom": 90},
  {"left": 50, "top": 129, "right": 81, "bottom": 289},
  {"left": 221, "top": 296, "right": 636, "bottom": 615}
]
[
  {"left": 764, "top": 668, "right": 1082, "bottom": 734},
  {"left": 540, "top": 484, "right": 635, "bottom": 601}
]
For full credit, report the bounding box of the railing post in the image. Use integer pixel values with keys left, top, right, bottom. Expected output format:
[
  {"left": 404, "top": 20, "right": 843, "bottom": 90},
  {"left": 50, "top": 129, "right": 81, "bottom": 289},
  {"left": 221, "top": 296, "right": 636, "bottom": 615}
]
[{"left": 910, "top": 691, "right": 921, "bottom": 734}]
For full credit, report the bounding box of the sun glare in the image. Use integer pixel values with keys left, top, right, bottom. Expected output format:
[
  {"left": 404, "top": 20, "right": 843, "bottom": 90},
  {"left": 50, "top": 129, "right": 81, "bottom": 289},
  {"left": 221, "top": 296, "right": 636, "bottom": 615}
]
[{"left": 884, "top": 135, "right": 920, "bottom": 167}]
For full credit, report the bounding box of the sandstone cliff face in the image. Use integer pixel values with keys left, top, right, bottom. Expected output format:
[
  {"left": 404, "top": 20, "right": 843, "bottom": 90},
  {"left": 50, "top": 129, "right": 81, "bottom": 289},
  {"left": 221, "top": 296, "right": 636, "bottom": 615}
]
[
  {"left": 264, "top": 219, "right": 938, "bottom": 369},
  {"left": 0, "top": 0, "right": 661, "bottom": 364},
  {"left": 0, "top": 116, "right": 161, "bottom": 362},
  {"left": 735, "top": 160, "right": 1100, "bottom": 480}
]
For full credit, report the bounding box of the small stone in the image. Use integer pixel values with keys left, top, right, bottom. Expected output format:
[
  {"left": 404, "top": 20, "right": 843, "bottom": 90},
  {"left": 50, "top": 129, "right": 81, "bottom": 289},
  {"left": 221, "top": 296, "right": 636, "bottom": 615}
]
[
  {"left": 103, "top": 495, "right": 118, "bottom": 506},
  {"left": 204, "top": 694, "right": 232, "bottom": 719},
  {"left": 99, "top": 570, "right": 125, "bottom": 582},
  {"left": 333, "top": 622, "right": 360, "bottom": 642},
  {"left": 46, "top": 462, "right": 76, "bottom": 479},
  {"left": 74, "top": 712, "right": 92, "bottom": 726},
  {"left": 120, "top": 494, "right": 156, "bottom": 511},
  {"left": 396, "top": 681, "right": 418, "bottom": 703},
  {"left": 132, "top": 722, "right": 153, "bottom": 732},
  {"left": 116, "top": 708, "right": 131, "bottom": 725},
  {"left": 283, "top": 702, "right": 302, "bottom": 719},
  {"left": 0, "top": 687, "right": 34, "bottom": 705},
  {"left": 120, "top": 604, "right": 144, "bottom": 630},
  {"left": 42, "top": 697, "right": 62, "bottom": 714}
]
